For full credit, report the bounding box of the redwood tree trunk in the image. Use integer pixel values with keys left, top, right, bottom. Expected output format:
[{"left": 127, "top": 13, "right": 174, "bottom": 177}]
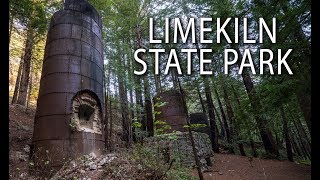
[
  {"left": 143, "top": 75, "right": 154, "bottom": 137},
  {"left": 213, "top": 105, "right": 225, "bottom": 139},
  {"left": 213, "top": 84, "right": 231, "bottom": 143},
  {"left": 17, "top": 28, "right": 33, "bottom": 106},
  {"left": 280, "top": 105, "right": 293, "bottom": 161},
  {"left": 234, "top": 46, "right": 279, "bottom": 157},
  {"left": 109, "top": 96, "right": 113, "bottom": 152},
  {"left": 220, "top": 78, "right": 245, "bottom": 156},
  {"left": 12, "top": 55, "right": 24, "bottom": 104},
  {"left": 231, "top": 84, "right": 257, "bottom": 156},
  {"left": 196, "top": 85, "right": 206, "bottom": 114},
  {"left": 118, "top": 78, "right": 131, "bottom": 147},
  {"left": 203, "top": 77, "right": 219, "bottom": 153}
]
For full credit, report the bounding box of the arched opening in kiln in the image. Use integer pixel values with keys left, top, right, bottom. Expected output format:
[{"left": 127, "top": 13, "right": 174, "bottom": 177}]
[{"left": 71, "top": 90, "right": 103, "bottom": 134}]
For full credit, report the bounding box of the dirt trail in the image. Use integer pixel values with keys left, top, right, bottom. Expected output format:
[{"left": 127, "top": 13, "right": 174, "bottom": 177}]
[{"left": 193, "top": 153, "right": 311, "bottom": 180}]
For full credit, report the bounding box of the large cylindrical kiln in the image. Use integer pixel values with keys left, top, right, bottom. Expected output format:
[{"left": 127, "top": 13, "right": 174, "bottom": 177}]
[
  {"left": 31, "top": 0, "right": 105, "bottom": 169},
  {"left": 153, "top": 90, "right": 187, "bottom": 133}
]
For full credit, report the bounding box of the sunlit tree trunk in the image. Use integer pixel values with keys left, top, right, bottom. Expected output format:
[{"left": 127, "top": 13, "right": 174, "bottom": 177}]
[
  {"left": 12, "top": 54, "right": 24, "bottom": 104},
  {"left": 17, "top": 28, "right": 33, "bottom": 106}
]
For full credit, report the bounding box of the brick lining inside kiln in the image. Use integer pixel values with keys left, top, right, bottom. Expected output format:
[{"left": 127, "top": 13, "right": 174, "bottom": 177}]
[{"left": 71, "top": 91, "right": 102, "bottom": 134}]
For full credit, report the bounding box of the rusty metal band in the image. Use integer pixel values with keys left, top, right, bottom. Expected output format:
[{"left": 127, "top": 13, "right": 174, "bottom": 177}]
[
  {"left": 35, "top": 113, "right": 72, "bottom": 119},
  {"left": 37, "top": 90, "right": 103, "bottom": 106},
  {"left": 40, "top": 72, "right": 104, "bottom": 87},
  {"left": 48, "top": 22, "right": 102, "bottom": 44},
  {"left": 37, "top": 91, "right": 76, "bottom": 99},
  {"left": 42, "top": 54, "right": 103, "bottom": 72},
  {"left": 44, "top": 38, "right": 103, "bottom": 61},
  {"left": 45, "top": 36, "right": 103, "bottom": 55}
]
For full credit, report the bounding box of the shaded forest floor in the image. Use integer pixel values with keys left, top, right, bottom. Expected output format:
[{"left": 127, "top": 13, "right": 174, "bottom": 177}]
[{"left": 9, "top": 104, "right": 311, "bottom": 179}]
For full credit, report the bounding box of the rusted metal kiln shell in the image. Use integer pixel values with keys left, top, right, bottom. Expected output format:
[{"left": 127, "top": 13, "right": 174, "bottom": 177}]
[
  {"left": 153, "top": 90, "right": 187, "bottom": 133},
  {"left": 31, "top": 0, "right": 105, "bottom": 168}
]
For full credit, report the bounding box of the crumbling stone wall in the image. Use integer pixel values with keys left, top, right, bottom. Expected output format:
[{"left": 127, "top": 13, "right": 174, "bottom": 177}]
[{"left": 145, "top": 131, "right": 214, "bottom": 170}]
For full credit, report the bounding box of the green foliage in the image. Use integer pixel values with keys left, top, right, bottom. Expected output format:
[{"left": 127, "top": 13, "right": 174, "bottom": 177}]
[
  {"left": 297, "top": 158, "right": 311, "bottom": 166},
  {"left": 131, "top": 142, "right": 196, "bottom": 179},
  {"left": 132, "top": 121, "right": 142, "bottom": 128},
  {"left": 183, "top": 123, "right": 207, "bottom": 129}
]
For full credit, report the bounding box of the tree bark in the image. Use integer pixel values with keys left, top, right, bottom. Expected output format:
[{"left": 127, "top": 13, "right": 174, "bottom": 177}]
[
  {"left": 220, "top": 78, "right": 246, "bottom": 156},
  {"left": 280, "top": 105, "right": 293, "bottom": 161},
  {"left": 12, "top": 55, "right": 24, "bottom": 104},
  {"left": 177, "top": 77, "right": 204, "bottom": 180},
  {"left": 9, "top": 14, "right": 13, "bottom": 46},
  {"left": 292, "top": 117, "right": 311, "bottom": 160},
  {"left": 203, "top": 77, "right": 219, "bottom": 153},
  {"left": 212, "top": 82, "right": 231, "bottom": 143},
  {"left": 231, "top": 84, "right": 257, "bottom": 157},
  {"left": 26, "top": 70, "right": 33, "bottom": 112},
  {"left": 196, "top": 85, "right": 206, "bottom": 114},
  {"left": 104, "top": 91, "right": 109, "bottom": 149},
  {"left": 212, "top": 105, "right": 225, "bottom": 139},
  {"left": 109, "top": 96, "right": 113, "bottom": 152},
  {"left": 233, "top": 46, "right": 279, "bottom": 157},
  {"left": 143, "top": 75, "right": 154, "bottom": 137},
  {"left": 250, "top": 139, "right": 258, "bottom": 157},
  {"left": 17, "top": 28, "right": 33, "bottom": 106}
]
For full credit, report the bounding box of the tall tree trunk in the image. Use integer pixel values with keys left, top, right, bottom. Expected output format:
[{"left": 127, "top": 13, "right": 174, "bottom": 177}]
[
  {"left": 292, "top": 117, "right": 311, "bottom": 159},
  {"left": 12, "top": 55, "right": 24, "bottom": 104},
  {"left": 220, "top": 78, "right": 245, "bottom": 156},
  {"left": 289, "top": 129, "right": 302, "bottom": 157},
  {"left": 17, "top": 28, "right": 33, "bottom": 106},
  {"left": 105, "top": 66, "right": 111, "bottom": 150},
  {"left": 196, "top": 85, "right": 206, "bottom": 114},
  {"left": 212, "top": 82, "right": 231, "bottom": 143},
  {"left": 9, "top": 14, "right": 13, "bottom": 46},
  {"left": 280, "top": 105, "right": 293, "bottom": 161},
  {"left": 203, "top": 77, "right": 219, "bottom": 153},
  {"left": 104, "top": 91, "right": 109, "bottom": 149},
  {"left": 233, "top": 46, "right": 279, "bottom": 157},
  {"left": 288, "top": 107, "right": 311, "bottom": 147},
  {"left": 134, "top": 25, "right": 146, "bottom": 138},
  {"left": 143, "top": 75, "right": 154, "bottom": 137},
  {"left": 26, "top": 70, "right": 33, "bottom": 112},
  {"left": 296, "top": 93, "right": 311, "bottom": 134},
  {"left": 250, "top": 139, "right": 258, "bottom": 157},
  {"left": 177, "top": 78, "right": 204, "bottom": 180},
  {"left": 154, "top": 73, "right": 162, "bottom": 94},
  {"left": 129, "top": 88, "right": 136, "bottom": 142},
  {"left": 118, "top": 78, "right": 131, "bottom": 147},
  {"left": 231, "top": 84, "right": 257, "bottom": 157},
  {"left": 109, "top": 96, "right": 113, "bottom": 152},
  {"left": 213, "top": 104, "right": 225, "bottom": 139}
]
